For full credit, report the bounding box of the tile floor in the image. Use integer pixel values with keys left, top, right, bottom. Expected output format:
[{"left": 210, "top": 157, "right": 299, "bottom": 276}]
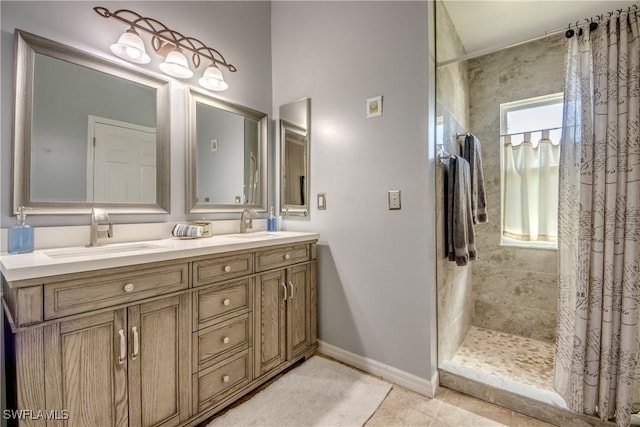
[
  {"left": 201, "top": 349, "right": 557, "bottom": 427},
  {"left": 366, "top": 385, "right": 556, "bottom": 427},
  {"left": 451, "top": 326, "right": 555, "bottom": 391},
  {"left": 364, "top": 329, "right": 557, "bottom": 427}
]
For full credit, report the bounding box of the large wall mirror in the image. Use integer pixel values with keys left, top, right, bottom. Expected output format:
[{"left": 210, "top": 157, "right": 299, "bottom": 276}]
[
  {"left": 13, "top": 30, "right": 171, "bottom": 215},
  {"left": 280, "top": 98, "right": 310, "bottom": 216},
  {"left": 186, "top": 88, "right": 268, "bottom": 213}
]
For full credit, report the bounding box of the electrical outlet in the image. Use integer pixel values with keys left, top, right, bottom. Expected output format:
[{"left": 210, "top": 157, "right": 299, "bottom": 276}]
[{"left": 388, "top": 190, "right": 401, "bottom": 210}]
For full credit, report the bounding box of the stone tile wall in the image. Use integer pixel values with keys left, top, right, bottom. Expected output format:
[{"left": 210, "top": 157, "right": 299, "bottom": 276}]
[
  {"left": 467, "top": 34, "right": 565, "bottom": 342},
  {"left": 435, "top": 1, "right": 473, "bottom": 363}
]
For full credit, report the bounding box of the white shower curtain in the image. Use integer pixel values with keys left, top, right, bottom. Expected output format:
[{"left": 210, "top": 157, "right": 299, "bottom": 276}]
[{"left": 554, "top": 10, "right": 640, "bottom": 427}]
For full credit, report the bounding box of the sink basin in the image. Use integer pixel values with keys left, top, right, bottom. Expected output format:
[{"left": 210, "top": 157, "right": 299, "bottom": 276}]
[
  {"left": 228, "top": 231, "right": 279, "bottom": 239},
  {"left": 45, "top": 243, "right": 164, "bottom": 259}
]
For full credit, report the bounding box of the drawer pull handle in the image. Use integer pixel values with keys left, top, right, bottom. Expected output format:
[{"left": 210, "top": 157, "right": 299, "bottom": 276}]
[
  {"left": 281, "top": 282, "right": 288, "bottom": 302},
  {"left": 284, "top": 253, "right": 290, "bottom": 260},
  {"left": 224, "top": 265, "right": 231, "bottom": 272},
  {"left": 118, "top": 329, "right": 126, "bottom": 365},
  {"left": 124, "top": 283, "right": 135, "bottom": 293},
  {"left": 131, "top": 326, "right": 139, "bottom": 361},
  {"left": 223, "top": 336, "right": 230, "bottom": 344},
  {"left": 222, "top": 375, "right": 230, "bottom": 383},
  {"left": 288, "top": 281, "right": 294, "bottom": 300},
  {"left": 223, "top": 298, "right": 231, "bottom": 306}
]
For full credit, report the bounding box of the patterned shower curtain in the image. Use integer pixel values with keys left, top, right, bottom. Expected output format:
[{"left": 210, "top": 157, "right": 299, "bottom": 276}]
[{"left": 554, "top": 10, "right": 640, "bottom": 427}]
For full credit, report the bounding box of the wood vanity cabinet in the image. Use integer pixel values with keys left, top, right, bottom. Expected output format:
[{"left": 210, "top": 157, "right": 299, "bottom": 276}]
[
  {"left": 2, "top": 238, "right": 317, "bottom": 427},
  {"left": 42, "top": 294, "right": 191, "bottom": 427},
  {"left": 255, "top": 262, "right": 314, "bottom": 378}
]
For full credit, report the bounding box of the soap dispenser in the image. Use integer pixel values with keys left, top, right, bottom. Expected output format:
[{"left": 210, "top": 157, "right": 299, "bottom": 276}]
[
  {"left": 8, "top": 206, "right": 34, "bottom": 254},
  {"left": 268, "top": 206, "right": 277, "bottom": 231}
]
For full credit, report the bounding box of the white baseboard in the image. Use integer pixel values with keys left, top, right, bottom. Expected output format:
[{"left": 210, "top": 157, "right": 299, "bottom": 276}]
[{"left": 317, "top": 340, "right": 438, "bottom": 398}]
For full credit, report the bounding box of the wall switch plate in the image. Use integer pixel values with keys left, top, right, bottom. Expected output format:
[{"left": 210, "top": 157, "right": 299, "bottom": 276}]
[
  {"left": 211, "top": 139, "right": 218, "bottom": 152},
  {"left": 388, "top": 190, "right": 401, "bottom": 210},
  {"left": 317, "top": 193, "right": 326, "bottom": 210}
]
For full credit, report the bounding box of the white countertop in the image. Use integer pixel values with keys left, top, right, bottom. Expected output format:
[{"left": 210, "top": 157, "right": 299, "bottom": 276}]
[{"left": 0, "top": 231, "right": 319, "bottom": 283}]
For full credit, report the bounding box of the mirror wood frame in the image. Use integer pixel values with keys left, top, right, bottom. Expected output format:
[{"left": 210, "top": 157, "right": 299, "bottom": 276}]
[
  {"left": 12, "top": 30, "right": 171, "bottom": 215},
  {"left": 186, "top": 88, "right": 268, "bottom": 214}
]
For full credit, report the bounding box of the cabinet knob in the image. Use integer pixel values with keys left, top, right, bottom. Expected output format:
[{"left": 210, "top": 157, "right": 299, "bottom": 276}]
[
  {"left": 223, "top": 336, "right": 230, "bottom": 344},
  {"left": 284, "top": 253, "right": 290, "bottom": 260},
  {"left": 222, "top": 375, "right": 230, "bottom": 383},
  {"left": 124, "top": 283, "right": 135, "bottom": 293},
  {"left": 224, "top": 265, "right": 231, "bottom": 272},
  {"left": 223, "top": 298, "right": 231, "bottom": 306}
]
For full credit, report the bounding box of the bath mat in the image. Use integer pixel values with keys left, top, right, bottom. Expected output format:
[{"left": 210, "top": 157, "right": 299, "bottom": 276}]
[{"left": 207, "top": 355, "right": 392, "bottom": 427}]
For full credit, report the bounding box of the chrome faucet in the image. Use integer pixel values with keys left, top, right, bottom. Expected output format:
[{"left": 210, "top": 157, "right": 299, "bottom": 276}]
[
  {"left": 239, "top": 208, "right": 258, "bottom": 233},
  {"left": 87, "top": 208, "right": 113, "bottom": 247}
]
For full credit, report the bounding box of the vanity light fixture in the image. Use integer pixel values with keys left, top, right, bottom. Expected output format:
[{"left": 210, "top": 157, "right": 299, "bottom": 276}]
[{"left": 95, "top": 6, "right": 236, "bottom": 90}]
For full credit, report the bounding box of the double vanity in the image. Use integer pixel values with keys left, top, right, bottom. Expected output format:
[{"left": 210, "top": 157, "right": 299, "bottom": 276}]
[
  {"left": 5, "top": 13, "right": 315, "bottom": 426},
  {"left": 2, "top": 231, "right": 319, "bottom": 426}
]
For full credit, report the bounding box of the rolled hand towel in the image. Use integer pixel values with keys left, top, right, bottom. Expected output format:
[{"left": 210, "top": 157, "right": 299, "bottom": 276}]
[{"left": 172, "top": 223, "right": 203, "bottom": 238}]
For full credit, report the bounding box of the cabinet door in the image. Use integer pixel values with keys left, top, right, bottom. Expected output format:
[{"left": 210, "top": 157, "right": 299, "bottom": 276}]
[
  {"left": 254, "top": 269, "right": 286, "bottom": 377},
  {"left": 127, "top": 294, "right": 191, "bottom": 427},
  {"left": 286, "top": 264, "right": 311, "bottom": 360},
  {"left": 44, "top": 309, "right": 128, "bottom": 427}
]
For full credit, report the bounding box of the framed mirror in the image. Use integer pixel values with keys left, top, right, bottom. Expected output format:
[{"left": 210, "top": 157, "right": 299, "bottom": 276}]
[
  {"left": 186, "top": 88, "right": 268, "bottom": 213},
  {"left": 13, "top": 30, "right": 171, "bottom": 215},
  {"left": 280, "top": 98, "right": 310, "bottom": 216}
]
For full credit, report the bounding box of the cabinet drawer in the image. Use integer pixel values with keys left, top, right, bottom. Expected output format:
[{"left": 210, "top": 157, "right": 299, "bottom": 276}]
[
  {"left": 194, "top": 314, "right": 251, "bottom": 370},
  {"left": 255, "top": 244, "right": 310, "bottom": 272},
  {"left": 195, "top": 279, "right": 251, "bottom": 329},
  {"left": 192, "top": 253, "right": 253, "bottom": 287},
  {"left": 44, "top": 263, "right": 188, "bottom": 319},
  {"left": 195, "top": 350, "right": 251, "bottom": 410}
]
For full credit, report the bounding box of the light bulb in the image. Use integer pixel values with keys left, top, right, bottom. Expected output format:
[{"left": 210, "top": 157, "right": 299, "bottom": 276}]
[
  {"left": 159, "top": 49, "right": 193, "bottom": 79},
  {"left": 110, "top": 28, "right": 150, "bottom": 64}
]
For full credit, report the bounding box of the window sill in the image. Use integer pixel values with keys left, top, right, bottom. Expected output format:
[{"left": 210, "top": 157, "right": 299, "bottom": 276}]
[{"left": 500, "top": 236, "right": 557, "bottom": 251}]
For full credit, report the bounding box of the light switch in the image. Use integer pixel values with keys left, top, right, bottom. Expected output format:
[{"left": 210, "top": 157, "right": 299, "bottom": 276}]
[
  {"left": 211, "top": 139, "right": 218, "bottom": 152},
  {"left": 317, "top": 193, "right": 327, "bottom": 210},
  {"left": 388, "top": 190, "right": 401, "bottom": 210}
]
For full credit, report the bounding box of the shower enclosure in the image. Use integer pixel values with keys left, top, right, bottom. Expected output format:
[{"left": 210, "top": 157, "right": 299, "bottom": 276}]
[{"left": 435, "top": 0, "right": 566, "bottom": 415}]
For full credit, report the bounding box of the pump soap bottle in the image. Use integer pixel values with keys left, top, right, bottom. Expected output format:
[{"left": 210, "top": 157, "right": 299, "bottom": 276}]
[
  {"left": 268, "top": 206, "right": 276, "bottom": 231},
  {"left": 8, "top": 206, "right": 34, "bottom": 254}
]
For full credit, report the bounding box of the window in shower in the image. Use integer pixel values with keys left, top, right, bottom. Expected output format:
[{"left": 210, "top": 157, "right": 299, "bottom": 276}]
[{"left": 499, "top": 93, "right": 563, "bottom": 249}]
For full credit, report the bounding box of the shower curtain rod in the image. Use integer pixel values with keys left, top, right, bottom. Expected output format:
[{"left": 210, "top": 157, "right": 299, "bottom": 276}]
[{"left": 438, "top": 4, "right": 638, "bottom": 68}]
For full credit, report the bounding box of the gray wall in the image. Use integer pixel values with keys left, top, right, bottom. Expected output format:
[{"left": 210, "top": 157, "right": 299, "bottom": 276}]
[
  {"left": 468, "top": 34, "right": 564, "bottom": 342},
  {"left": 1, "top": 0, "right": 273, "bottom": 226},
  {"left": 435, "top": 2, "right": 474, "bottom": 363},
  {"left": 271, "top": 1, "right": 437, "bottom": 380}
]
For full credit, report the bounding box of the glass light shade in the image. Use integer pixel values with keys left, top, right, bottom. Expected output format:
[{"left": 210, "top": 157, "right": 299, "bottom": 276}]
[
  {"left": 110, "top": 28, "right": 150, "bottom": 64},
  {"left": 159, "top": 49, "right": 193, "bottom": 79},
  {"left": 198, "top": 64, "right": 228, "bottom": 91}
]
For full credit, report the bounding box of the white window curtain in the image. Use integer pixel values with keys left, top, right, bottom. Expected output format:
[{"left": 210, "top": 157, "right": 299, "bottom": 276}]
[{"left": 502, "top": 129, "right": 560, "bottom": 242}]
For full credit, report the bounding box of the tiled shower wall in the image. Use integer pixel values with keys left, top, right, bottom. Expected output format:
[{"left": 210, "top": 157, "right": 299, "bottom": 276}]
[
  {"left": 437, "top": 1, "right": 565, "bottom": 361},
  {"left": 467, "top": 34, "right": 565, "bottom": 342},
  {"left": 435, "top": 2, "right": 472, "bottom": 363}
]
